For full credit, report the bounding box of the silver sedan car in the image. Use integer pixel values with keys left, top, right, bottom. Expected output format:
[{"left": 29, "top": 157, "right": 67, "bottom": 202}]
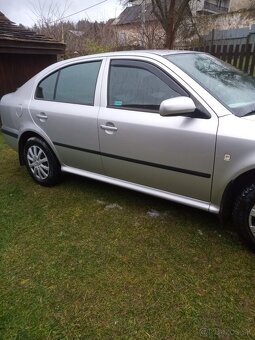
[{"left": 2, "top": 50, "right": 255, "bottom": 250}]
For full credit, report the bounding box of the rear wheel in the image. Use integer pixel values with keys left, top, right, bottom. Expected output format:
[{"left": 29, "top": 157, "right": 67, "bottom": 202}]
[
  {"left": 232, "top": 183, "right": 255, "bottom": 251},
  {"left": 24, "top": 137, "right": 61, "bottom": 186}
]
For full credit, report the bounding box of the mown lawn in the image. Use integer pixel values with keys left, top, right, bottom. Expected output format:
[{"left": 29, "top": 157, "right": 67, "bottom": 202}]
[{"left": 0, "top": 131, "right": 254, "bottom": 339}]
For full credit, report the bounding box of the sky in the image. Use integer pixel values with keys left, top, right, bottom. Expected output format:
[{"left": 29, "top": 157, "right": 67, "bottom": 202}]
[{"left": 0, "top": 0, "right": 123, "bottom": 27}]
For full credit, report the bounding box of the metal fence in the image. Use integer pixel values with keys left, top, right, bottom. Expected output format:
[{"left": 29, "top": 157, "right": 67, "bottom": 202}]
[{"left": 205, "top": 25, "right": 255, "bottom": 46}]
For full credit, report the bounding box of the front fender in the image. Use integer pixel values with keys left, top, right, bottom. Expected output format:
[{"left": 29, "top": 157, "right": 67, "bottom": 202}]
[{"left": 211, "top": 115, "right": 255, "bottom": 209}]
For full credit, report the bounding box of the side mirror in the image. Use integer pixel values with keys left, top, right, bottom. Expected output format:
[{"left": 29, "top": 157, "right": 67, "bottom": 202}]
[{"left": 159, "top": 97, "right": 196, "bottom": 117}]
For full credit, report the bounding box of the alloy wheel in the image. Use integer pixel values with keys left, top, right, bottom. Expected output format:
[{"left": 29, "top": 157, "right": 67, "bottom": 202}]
[{"left": 27, "top": 145, "right": 49, "bottom": 180}]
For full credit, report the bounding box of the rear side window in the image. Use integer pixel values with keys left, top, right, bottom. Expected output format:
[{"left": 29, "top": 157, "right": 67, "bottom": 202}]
[
  {"left": 35, "top": 71, "right": 58, "bottom": 101},
  {"left": 55, "top": 61, "right": 101, "bottom": 105},
  {"left": 108, "top": 60, "right": 185, "bottom": 111},
  {"left": 35, "top": 61, "right": 102, "bottom": 105}
]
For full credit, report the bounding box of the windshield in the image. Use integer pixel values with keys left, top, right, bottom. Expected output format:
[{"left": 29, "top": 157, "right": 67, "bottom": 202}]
[{"left": 165, "top": 53, "right": 255, "bottom": 117}]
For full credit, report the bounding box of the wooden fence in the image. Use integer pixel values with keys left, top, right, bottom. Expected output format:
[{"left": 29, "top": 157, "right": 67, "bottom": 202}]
[{"left": 190, "top": 43, "right": 255, "bottom": 76}]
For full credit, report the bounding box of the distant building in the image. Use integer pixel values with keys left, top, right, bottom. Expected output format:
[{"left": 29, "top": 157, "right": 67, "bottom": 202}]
[
  {"left": 191, "top": 0, "right": 253, "bottom": 15},
  {"left": 193, "top": 0, "right": 230, "bottom": 14},
  {"left": 0, "top": 12, "right": 65, "bottom": 98},
  {"left": 112, "top": 1, "right": 164, "bottom": 48},
  {"left": 114, "top": 0, "right": 255, "bottom": 48}
]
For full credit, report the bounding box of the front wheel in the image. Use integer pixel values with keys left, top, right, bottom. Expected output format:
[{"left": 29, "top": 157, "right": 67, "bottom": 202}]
[
  {"left": 232, "top": 183, "right": 255, "bottom": 251},
  {"left": 24, "top": 137, "right": 61, "bottom": 186}
]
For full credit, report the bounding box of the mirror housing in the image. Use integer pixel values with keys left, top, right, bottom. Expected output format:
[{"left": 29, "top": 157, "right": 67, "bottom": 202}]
[{"left": 160, "top": 97, "right": 196, "bottom": 117}]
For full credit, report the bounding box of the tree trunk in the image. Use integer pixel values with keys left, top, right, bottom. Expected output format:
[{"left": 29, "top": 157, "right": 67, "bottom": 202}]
[
  {"left": 165, "top": 0, "right": 175, "bottom": 49},
  {"left": 151, "top": 0, "right": 194, "bottom": 50},
  {"left": 165, "top": 31, "right": 176, "bottom": 49}
]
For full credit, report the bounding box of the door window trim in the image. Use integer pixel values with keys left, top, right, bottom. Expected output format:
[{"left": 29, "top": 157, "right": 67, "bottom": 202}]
[
  {"left": 107, "top": 59, "right": 188, "bottom": 113},
  {"left": 34, "top": 60, "right": 103, "bottom": 106}
]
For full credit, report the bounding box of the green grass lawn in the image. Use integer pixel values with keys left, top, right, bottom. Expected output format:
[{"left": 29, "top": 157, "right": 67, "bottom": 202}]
[{"left": 0, "top": 131, "right": 254, "bottom": 339}]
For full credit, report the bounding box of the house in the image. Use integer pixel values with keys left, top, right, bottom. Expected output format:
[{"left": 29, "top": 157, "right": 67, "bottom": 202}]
[
  {"left": 114, "top": 0, "right": 255, "bottom": 49},
  {"left": 0, "top": 12, "right": 65, "bottom": 98},
  {"left": 112, "top": 2, "right": 164, "bottom": 48},
  {"left": 192, "top": 0, "right": 253, "bottom": 15},
  {"left": 192, "top": 0, "right": 230, "bottom": 14}
]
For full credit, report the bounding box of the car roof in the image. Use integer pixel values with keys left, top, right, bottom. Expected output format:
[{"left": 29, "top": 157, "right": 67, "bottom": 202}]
[
  {"left": 59, "top": 50, "right": 202, "bottom": 65},
  {"left": 93, "top": 49, "right": 191, "bottom": 55},
  {"left": 74, "top": 49, "right": 200, "bottom": 59}
]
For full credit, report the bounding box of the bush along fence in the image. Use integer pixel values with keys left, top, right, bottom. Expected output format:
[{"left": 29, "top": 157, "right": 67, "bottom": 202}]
[{"left": 191, "top": 43, "right": 255, "bottom": 76}]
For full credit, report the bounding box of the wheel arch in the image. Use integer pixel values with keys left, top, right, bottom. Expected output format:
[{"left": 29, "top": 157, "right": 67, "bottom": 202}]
[
  {"left": 220, "top": 169, "right": 255, "bottom": 225},
  {"left": 18, "top": 131, "right": 60, "bottom": 166}
]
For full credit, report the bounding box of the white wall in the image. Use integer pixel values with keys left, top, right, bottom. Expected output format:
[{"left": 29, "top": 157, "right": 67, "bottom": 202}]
[
  {"left": 196, "top": 9, "right": 255, "bottom": 35},
  {"left": 229, "top": 0, "right": 254, "bottom": 11}
]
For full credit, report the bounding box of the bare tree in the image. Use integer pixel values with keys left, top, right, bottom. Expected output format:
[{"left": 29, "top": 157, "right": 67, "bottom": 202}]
[
  {"left": 30, "top": 0, "right": 71, "bottom": 41},
  {"left": 151, "top": 0, "right": 192, "bottom": 48},
  {"left": 31, "top": 0, "right": 120, "bottom": 57},
  {"left": 249, "top": 0, "right": 255, "bottom": 9},
  {"left": 141, "top": 20, "right": 165, "bottom": 48},
  {"left": 122, "top": 1, "right": 199, "bottom": 49}
]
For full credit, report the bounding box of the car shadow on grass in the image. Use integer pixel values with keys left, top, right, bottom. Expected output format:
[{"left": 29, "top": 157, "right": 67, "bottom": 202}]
[{"left": 61, "top": 172, "right": 242, "bottom": 249}]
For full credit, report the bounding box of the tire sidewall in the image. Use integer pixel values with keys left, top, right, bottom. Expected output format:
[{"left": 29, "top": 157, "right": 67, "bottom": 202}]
[
  {"left": 24, "top": 137, "right": 60, "bottom": 186},
  {"left": 233, "top": 184, "right": 255, "bottom": 251}
]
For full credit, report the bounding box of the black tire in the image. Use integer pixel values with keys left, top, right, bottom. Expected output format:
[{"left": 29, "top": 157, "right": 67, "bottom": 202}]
[
  {"left": 232, "top": 183, "right": 255, "bottom": 251},
  {"left": 23, "top": 137, "right": 61, "bottom": 187}
]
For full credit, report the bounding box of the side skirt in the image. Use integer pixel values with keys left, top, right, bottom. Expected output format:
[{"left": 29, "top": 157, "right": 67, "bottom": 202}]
[{"left": 61, "top": 165, "right": 220, "bottom": 214}]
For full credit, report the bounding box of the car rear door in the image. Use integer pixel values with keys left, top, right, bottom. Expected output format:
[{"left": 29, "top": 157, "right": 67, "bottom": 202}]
[
  {"left": 98, "top": 57, "right": 218, "bottom": 203},
  {"left": 29, "top": 58, "right": 105, "bottom": 174}
]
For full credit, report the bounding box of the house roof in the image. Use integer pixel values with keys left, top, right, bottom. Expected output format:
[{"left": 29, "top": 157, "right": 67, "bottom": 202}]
[
  {"left": 0, "top": 11, "right": 65, "bottom": 55},
  {"left": 113, "top": 4, "right": 157, "bottom": 26}
]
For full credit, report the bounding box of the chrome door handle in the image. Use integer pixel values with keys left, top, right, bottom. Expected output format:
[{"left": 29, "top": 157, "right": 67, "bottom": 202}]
[
  {"left": 100, "top": 124, "right": 118, "bottom": 131},
  {"left": 36, "top": 112, "right": 48, "bottom": 120}
]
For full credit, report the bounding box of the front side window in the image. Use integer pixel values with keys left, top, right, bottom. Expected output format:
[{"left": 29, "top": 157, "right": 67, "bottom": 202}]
[
  {"left": 108, "top": 61, "right": 183, "bottom": 111},
  {"left": 35, "top": 61, "right": 102, "bottom": 105}
]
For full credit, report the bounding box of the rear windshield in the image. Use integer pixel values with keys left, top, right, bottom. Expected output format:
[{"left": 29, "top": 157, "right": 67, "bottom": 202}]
[{"left": 165, "top": 53, "right": 255, "bottom": 117}]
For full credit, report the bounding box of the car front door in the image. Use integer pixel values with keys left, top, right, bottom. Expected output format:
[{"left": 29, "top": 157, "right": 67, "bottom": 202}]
[
  {"left": 98, "top": 58, "right": 218, "bottom": 203},
  {"left": 29, "top": 59, "right": 104, "bottom": 173}
]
